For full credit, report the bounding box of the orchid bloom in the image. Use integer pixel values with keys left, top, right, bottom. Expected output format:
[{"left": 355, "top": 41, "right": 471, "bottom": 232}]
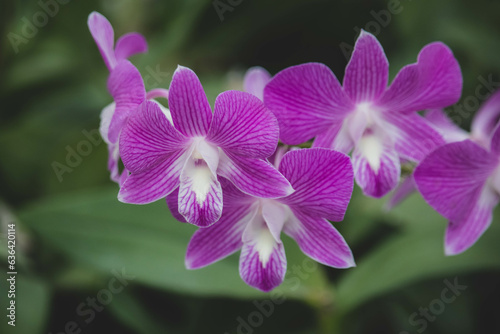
[
  {"left": 88, "top": 13, "right": 169, "bottom": 184},
  {"left": 388, "top": 90, "right": 500, "bottom": 209},
  {"left": 414, "top": 120, "right": 500, "bottom": 255},
  {"left": 182, "top": 148, "right": 355, "bottom": 291},
  {"left": 243, "top": 67, "right": 271, "bottom": 101},
  {"left": 118, "top": 66, "right": 293, "bottom": 227},
  {"left": 264, "top": 30, "right": 462, "bottom": 198}
]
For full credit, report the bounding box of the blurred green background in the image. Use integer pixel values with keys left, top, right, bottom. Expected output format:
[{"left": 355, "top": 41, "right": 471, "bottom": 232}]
[{"left": 1, "top": 0, "right": 500, "bottom": 333}]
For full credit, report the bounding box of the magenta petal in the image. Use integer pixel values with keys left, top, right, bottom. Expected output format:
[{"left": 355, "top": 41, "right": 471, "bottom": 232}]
[
  {"left": 352, "top": 134, "right": 400, "bottom": 198},
  {"left": 186, "top": 204, "right": 251, "bottom": 269},
  {"left": 243, "top": 67, "right": 271, "bottom": 101},
  {"left": 424, "top": 109, "right": 469, "bottom": 143},
  {"left": 414, "top": 140, "right": 498, "bottom": 223},
  {"left": 445, "top": 187, "right": 498, "bottom": 255},
  {"left": 278, "top": 148, "right": 353, "bottom": 221},
  {"left": 119, "top": 101, "right": 188, "bottom": 173},
  {"left": 490, "top": 123, "right": 500, "bottom": 155},
  {"left": 379, "top": 42, "right": 462, "bottom": 114},
  {"left": 383, "top": 113, "right": 445, "bottom": 162},
  {"left": 218, "top": 151, "right": 294, "bottom": 199},
  {"left": 88, "top": 12, "right": 116, "bottom": 71},
  {"left": 239, "top": 238, "right": 287, "bottom": 292},
  {"left": 178, "top": 159, "right": 223, "bottom": 227},
  {"left": 284, "top": 209, "right": 355, "bottom": 268},
  {"left": 107, "top": 61, "right": 146, "bottom": 143},
  {"left": 264, "top": 63, "right": 353, "bottom": 145},
  {"left": 344, "top": 30, "right": 388, "bottom": 103},
  {"left": 472, "top": 90, "right": 500, "bottom": 144},
  {"left": 165, "top": 188, "right": 187, "bottom": 223},
  {"left": 118, "top": 149, "right": 186, "bottom": 204},
  {"left": 114, "top": 32, "right": 148, "bottom": 62},
  {"left": 207, "top": 91, "right": 279, "bottom": 159},
  {"left": 313, "top": 122, "right": 354, "bottom": 153},
  {"left": 168, "top": 66, "right": 212, "bottom": 137}
]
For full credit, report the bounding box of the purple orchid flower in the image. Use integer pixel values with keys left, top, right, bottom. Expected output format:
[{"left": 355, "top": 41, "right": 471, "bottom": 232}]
[
  {"left": 182, "top": 148, "right": 355, "bottom": 291},
  {"left": 88, "top": 13, "right": 170, "bottom": 184},
  {"left": 264, "top": 30, "right": 462, "bottom": 198},
  {"left": 119, "top": 66, "right": 293, "bottom": 227},
  {"left": 413, "top": 91, "right": 500, "bottom": 255},
  {"left": 388, "top": 90, "right": 500, "bottom": 209},
  {"left": 243, "top": 67, "right": 271, "bottom": 101}
]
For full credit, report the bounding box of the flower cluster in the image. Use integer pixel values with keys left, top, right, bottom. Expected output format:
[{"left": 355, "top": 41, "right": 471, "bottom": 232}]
[{"left": 88, "top": 12, "right": 500, "bottom": 291}]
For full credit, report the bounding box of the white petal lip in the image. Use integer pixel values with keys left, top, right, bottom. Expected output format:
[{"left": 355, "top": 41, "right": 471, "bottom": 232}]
[{"left": 357, "top": 133, "right": 384, "bottom": 173}]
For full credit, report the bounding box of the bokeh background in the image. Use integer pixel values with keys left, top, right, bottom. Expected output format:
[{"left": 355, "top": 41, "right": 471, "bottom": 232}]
[{"left": 1, "top": 0, "right": 500, "bottom": 333}]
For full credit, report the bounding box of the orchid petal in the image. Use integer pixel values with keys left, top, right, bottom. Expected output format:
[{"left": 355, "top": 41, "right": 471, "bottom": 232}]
[
  {"left": 243, "top": 67, "right": 271, "bottom": 101},
  {"left": 385, "top": 174, "right": 417, "bottom": 210},
  {"left": 165, "top": 188, "right": 187, "bottom": 223},
  {"left": 352, "top": 132, "right": 400, "bottom": 198},
  {"left": 99, "top": 102, "right": 115, "bottom": 145},
  {"left": 107, "top": 61, "right": 146, "bottom": 143},
  {"left": 379, "top": 42, "right": 462, "bottom": 114},
  {"left": 264, "top": 62, "right": 353, "bottom": 145},
  {"left": 207, "top": 90, "right": 279, "bottom": 158},
  {"left": 218, "top": 151, "right": 294, "bottom": 199},
  {"left": 284, "top": 209, "right": 355, "bottom": 268},
  {"left": 383, "top": 113, "right": 445, "bottom": 162},
  {"left": 424, "top": 109, "right": 469, "bottom": 143},
  {"left": 313, "top": 122, "right": 354, "bottom": 153},
  {"left": 178, "top": 153, "right": 223, "bottom": 227},
  {"left": 344, "top": 30, "right": 388, "bottom": 103},
  {"left": 119, "top": 101, "right": 188, "bottom": 173},
  {"left": 240, "top": 213, "right": 287, "bottom": 292},
  {"left": 414, "top": 140, "right": 498, "bottom": 223},
  {"left": 118, "top": 149, "right": 187, "bottom": 204},
  {"left": 445, "top": 187, "right": 499, "bottom": 255},
  {"left": 87, "top": 12, "right": 116, "bottom": 71},
  {"left": 168, "top": 66, "right": 212, "bottom": 137},
  {"left": 114, "top": 32, "right": 148, "bottom": 62},
  {"left": 278, "top": 148, "right": 353, "bottom": 221}
]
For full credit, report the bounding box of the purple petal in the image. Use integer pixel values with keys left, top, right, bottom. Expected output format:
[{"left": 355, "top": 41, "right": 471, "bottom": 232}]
[
  {"left": 424, "top": 109, "right": 469, "bottom": 143},
  {"left": 107, "top": 61, "right": 146, "bottom": 143},
  {"left": 352, "top": 133, "right": 400, "bottom": 198},
  {"left": 178, "top": 159, "right": 223, "bottom": 227},
  {"left": 344, "top": 30, "right": 388, "bottom": 103},
  {"left": 264, "top": 63, "right": 353, "bottom": 145},
  {"left": 118, "top": 149, "right": 186, "bottom": 204},
  {"left": 378, "top": 42, "right": 462, "bottom": 114},
  {"left": 243, "top": 67, "right": 271, "bottom": 101},
  {"left": 313, "top": 122, "right": 354, "bottom": 153},
  {"left": 186, "top": 203, "right": 252, "bottom": 269},
  {"left": 383, "top": 113, "right": 445, "bottom": 162},
  {"left": 114, "top": 32, "right": 148, "bottom": 62},
  {"left": 490, "top": 123, "right": 500, "bottom": 155},
  {"left": 445, "top": 187, "right": 498, "bottom": 255},
  {"left": 414, "top": 140, "right": 498, "bottom": 223},
  {"left": 240, "top": 215, "right": 287, "bottom": 292},
  {"left": 218, "top": 151, "right": 294, "bottom": 199},
  {"left": 168, "top": 66, "right": 212, "bottom": 137},
  {"left": 284, "top": 209, "right": 355, "bottom": 268},
  {"left": 207, "top": 90, "right": 279, "bottom": 159},
  {"left": 385, "top": 174, "right": 417, "bottom": 210},
  {"left": 87, "top": 12, "right": 116, "bottom": 71},
  {"left": 107, "top": 142, "right": 120, "bottom": 183},
  {"left": 471, "top": 90, "right": 500, "bottom": 144},
  {"left": 146, "top": 88, "right": 169, "bottom": 101},
  {"left": 277, "top": 148, "right": 354, "bottom": 221},
  {"left": 119, "top": 101, "right": 188, "bottom": 173},
  {"left": 165, "top": 188, "right": 187, "bottom": 223}
]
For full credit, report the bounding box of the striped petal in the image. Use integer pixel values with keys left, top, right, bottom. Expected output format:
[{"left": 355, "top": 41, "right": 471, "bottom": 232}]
[{"left": 87, "top": 12, "right": 116, "bottom": 71}]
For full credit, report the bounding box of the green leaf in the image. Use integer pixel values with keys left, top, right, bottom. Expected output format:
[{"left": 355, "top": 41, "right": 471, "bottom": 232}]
[
  {"left": 336, "top": 193, "right": 500, "bottom": 314},
  {"left": 19, "top": 187, "right": 325, "bottom": 300}
]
